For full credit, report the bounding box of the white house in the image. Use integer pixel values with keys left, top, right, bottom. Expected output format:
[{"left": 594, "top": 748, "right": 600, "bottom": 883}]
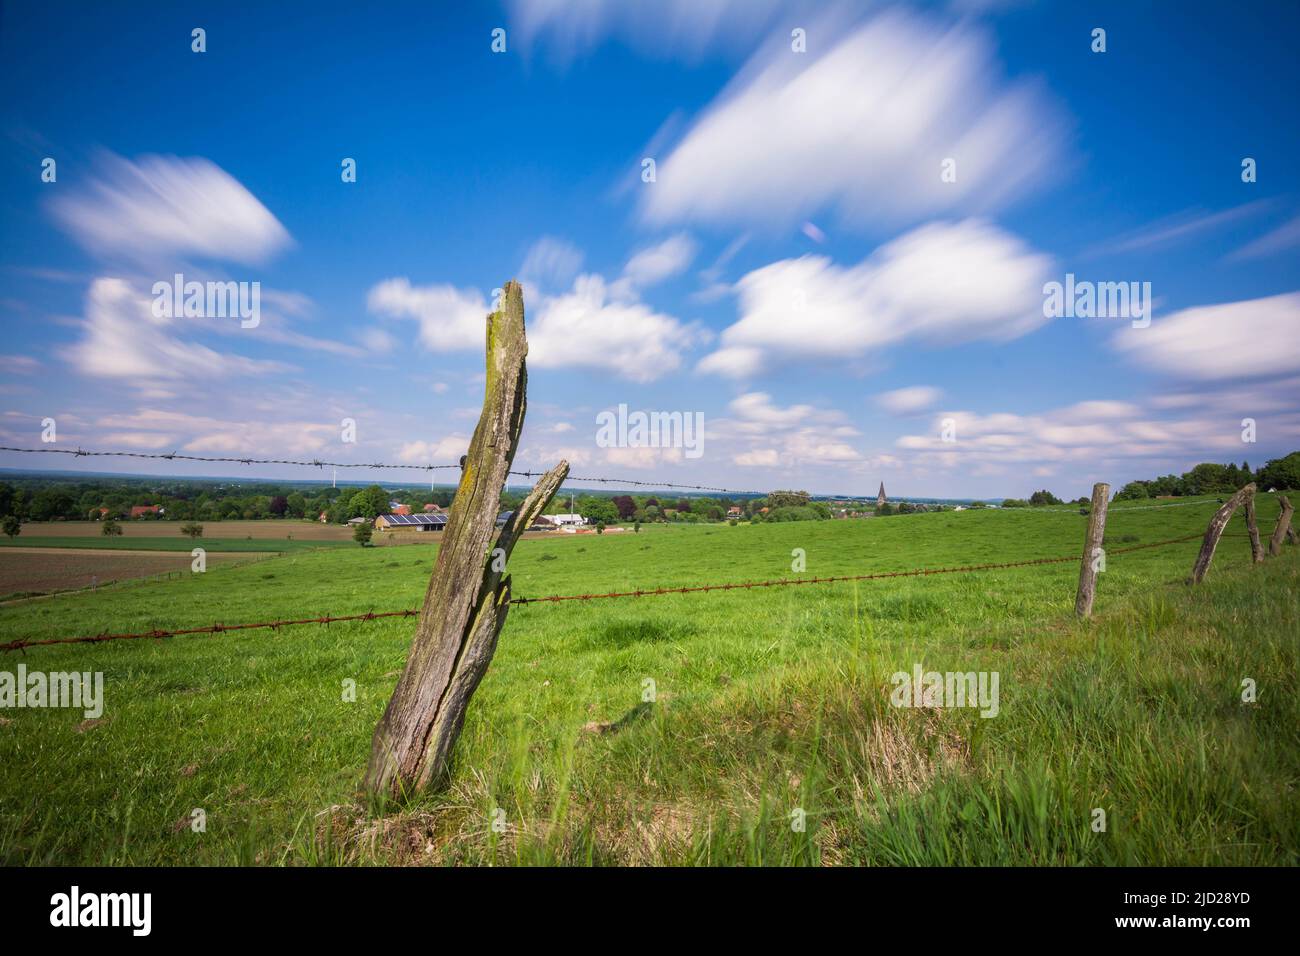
[{"left": 550, "top": 513, "right": 585, "bottom": 527}]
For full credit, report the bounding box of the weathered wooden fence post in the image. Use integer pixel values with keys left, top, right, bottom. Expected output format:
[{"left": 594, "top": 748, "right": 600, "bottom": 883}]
[
  {"left": 364, "top": 280, "right": 567, "bottom": 801},
  {"left": 1244, "top": 493, "right": 1265, "bottom": 563},
  {"left": 1190, "top": 483, "right": 1256, "bottom": 584},
  {"left": 1074, "top": 482, "right": 1109, "bottom": 617},
  {"left": 1269, "top": 494, "right": 1294, "bottom": 556}
]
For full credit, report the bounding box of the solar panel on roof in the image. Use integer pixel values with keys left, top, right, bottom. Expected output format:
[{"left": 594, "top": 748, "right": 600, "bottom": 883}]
[{"left": 381, "top": 513, "right": 446, "bottom": 526}]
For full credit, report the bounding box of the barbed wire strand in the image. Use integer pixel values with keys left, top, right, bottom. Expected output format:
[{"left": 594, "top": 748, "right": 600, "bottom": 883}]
[
  {"left": 0, "top": 445, "right": 1268, "bottom": 506},
  {"left": 0, "top": 533, "right": 1208, "bottom": 653}
]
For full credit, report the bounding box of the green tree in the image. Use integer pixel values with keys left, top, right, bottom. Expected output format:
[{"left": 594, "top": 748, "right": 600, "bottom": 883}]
[
  {"left": 349, "top": 485, "right": 390, "bottom": 519},
  {"left": 768, "top": 490, "right": 812, "bottom": 509},
  {"left": 353, "top": 521, "right": 374, "bottom": 546},
  {"left": 1114, "top": 481, "right": 1149, "bottom": 501},
  {"left": 101, "top": 517, "right": 122, "bottom": 536},
  {"left": 579, "top": 497, "right": 619, "bottom": 525},
  {"left": 2, "top": 515, "right": 19, "bottom": 539},
  {"left": 181, "top": 522, "right": 204, "bottom": 539},
  {"left": 1257, "top": 452, "right": 1300, "bottom": 491},
  {"left": 1028, "top": 489, "right": 1063, "bottom": 507}
]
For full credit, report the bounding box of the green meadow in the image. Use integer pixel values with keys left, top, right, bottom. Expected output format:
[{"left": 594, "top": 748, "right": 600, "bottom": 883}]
[{"left": 0, "top": 496, "right": 1296, "bottom": 866}]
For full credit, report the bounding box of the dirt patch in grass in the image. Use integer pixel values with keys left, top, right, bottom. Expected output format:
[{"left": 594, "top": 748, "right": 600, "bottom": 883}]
[{"left": 0, "top": 549, "right": 253, "bottom": 598}]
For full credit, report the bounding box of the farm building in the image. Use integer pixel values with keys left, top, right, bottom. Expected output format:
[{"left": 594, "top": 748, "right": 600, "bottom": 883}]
[
  {"left": 422, "top": 503, "right": 444, "bottom": 513},
  {"left": 497, "top": 511, "right": 559, "bottom": 531},
  {"left": 549, "top": 513, "right": 585, "bottom": 527},
  {"left": 129, "top": 505, "right": 163, "bottom": 518},
  {"left": 373, "top": 513, "right": 448, "bottom": 532}
]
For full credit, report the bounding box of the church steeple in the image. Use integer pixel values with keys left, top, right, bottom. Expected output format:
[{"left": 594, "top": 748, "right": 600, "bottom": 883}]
[{"left": 877, "top": 482, "right": 887, "bottom": 507}]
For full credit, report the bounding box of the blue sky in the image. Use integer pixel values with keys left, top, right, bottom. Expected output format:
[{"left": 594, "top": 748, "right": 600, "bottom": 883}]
[{"left": 1, "top": 0, "right": 1297, "bottom": 499}]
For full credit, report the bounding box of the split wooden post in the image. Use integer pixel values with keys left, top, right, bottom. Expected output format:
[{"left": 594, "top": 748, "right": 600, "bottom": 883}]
[
  {"left": 1270, "top": 494, "right": 1294, "bottom": 556},
  {"left": 1190, "top": 483, "right": 1256, "bottom": 584},
  {"left": 1074, "top": 482, "right": 1110, "bottom": 617},
  {"left": 364, "top": 281, "right": 567, "bottom": 801},
  {"left": 1244, "top": 494, "right": 1265, "bottom": 563}
]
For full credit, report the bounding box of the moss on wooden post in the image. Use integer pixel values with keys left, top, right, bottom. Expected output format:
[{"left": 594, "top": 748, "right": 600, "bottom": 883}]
[{"left": 364, "top": 281, "right": 567, "bottom": 800}]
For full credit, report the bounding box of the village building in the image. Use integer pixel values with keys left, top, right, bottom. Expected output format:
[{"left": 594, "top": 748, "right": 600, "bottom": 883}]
[
  {"left": 877, "top": 483, "right": 887, "bottom": 508},
  {"left": 373, "top": 513, "right": 447, "bottom": 532},
  {"left": 129, "top": 504, "right": 163, "bottom": 518}
]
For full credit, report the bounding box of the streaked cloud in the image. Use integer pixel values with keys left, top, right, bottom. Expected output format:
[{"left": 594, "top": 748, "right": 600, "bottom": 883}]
[
  {"left": 1112, "top": 292, "right": 1300, "bottom": 381},
  {"left": 699, "top": 219, "right": 1053, "bottom": 378},
  {"left": 68, "top": 278, "right": 291, "bottom": 383},
  {"left": 876, "top": 385, "right": 944, "bottom": 415},
  {"left": 643, "top": 11, "right": 1067, "bottom": 230},
  {"left": 50, "top": 153, "right": 292, "bottom": 266}
]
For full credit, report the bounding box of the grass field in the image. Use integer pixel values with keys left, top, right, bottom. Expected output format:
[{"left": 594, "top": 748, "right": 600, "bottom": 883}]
[{"left": 0, "top": 496, "right": 1295, "bottom": 866}]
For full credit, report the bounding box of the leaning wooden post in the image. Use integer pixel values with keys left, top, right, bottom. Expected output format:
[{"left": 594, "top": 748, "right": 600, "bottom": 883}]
[
  {"left": 1074, "top": 482, "right": 1109, "bottom": 617},
  {"left": 1269, "top": 494, "right": 1293, "bottom": 556},
  {"left": 364, "top": 281, "right": 567, "bottom": 801},
  {"left": 1190, "top": 482, "right": 1256, "bottom": 584}
]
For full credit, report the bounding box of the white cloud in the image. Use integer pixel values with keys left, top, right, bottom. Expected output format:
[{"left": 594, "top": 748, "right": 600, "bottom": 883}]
[
  {"left": 733, "top": 448, "right": 780, "bottom": 467},
  {"left": 529, "top": 274, "right": 705, "bottom": 383},
  {"left": 507, "top": 0, "right": 787, "bottom": 64},
  {"left": 876, "top": 385, "right": 943, "bottom": 415},
  {"left": 617, "top": 234, "right": 697, "bottom": 291},
  {"left": 894, "top": 397, "right": 1300, "bottom": 475},
  {"left": 0, "top": 355, "right": 41, "bottom": 375},
  {"left": 95, "top": 409, "right": 337, "bottom": 456},
  {"left": 699, "top": 220, "right": 1053, "bottom": 378},
  {"left": 520, "top": 236, "right": 585, "bottom": 287},
  {"left": 1227, "top": 214, "right": 1300, "bottom": 262},
  {"left": 642, "top": 11, "right": 1066, "bottom": 230},
  {"left": 50, "top": 153, "right": 291, "bottom": 265},
  {"left": 723, "top": 392, "right": 862, "bottom": 467},
  {"left": 728, "top": 392, "right": 816, "bottom": 426},
  {"left": 1112, "top": 292, "right": 1300, "bottom": 381},
  {"left": 1084, "top": 202, "right": 1268, "bottom": 258},
  {"left": 366, "top": 278, "right": 488, "bottom": 351},
  {"left": 359, "top": 327, "right": 398, "bottom": 352},
  {"left": 395, "top": 436, "right": 471, "bottom": 463},
  {"left": 68, "top": 278, "right": 291, "bottom": 383},
  {"left": 370, "top": 249, "right": 705, "bottom": 383}
]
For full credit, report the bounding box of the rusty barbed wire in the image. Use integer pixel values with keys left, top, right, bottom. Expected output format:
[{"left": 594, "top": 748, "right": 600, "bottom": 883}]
[
  {"left": 0, "top": 445, "right": 765, "bottom": 496},
  {"left": 0, "top": 533, "right": 1208, "bottom": 653},
  {"left": 2, "top": 444, "right": 1271, "bottom": 507}
]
